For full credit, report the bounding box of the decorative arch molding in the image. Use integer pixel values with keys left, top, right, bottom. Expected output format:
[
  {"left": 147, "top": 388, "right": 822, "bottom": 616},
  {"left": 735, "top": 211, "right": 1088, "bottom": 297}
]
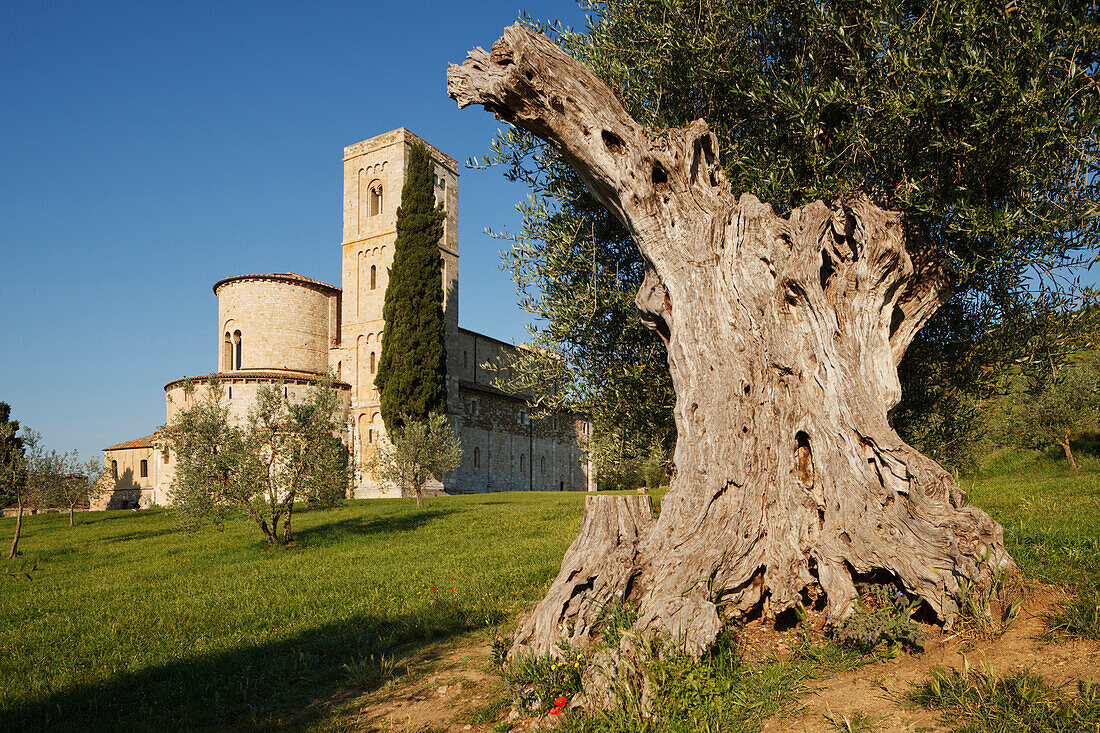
[
  {"left": 221, "top": 319, "right": 240, "bottom": 372},
  {"left": 356, "top": 335, "right": 366, "bottom": 402}
]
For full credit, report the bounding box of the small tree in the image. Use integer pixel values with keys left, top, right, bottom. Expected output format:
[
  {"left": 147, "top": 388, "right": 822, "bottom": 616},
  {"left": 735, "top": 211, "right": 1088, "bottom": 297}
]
[
  {"left": 166, "top": 378, "right": 350, "bottom": 546},
  {"left": 3, "top": 429, "right": 74, "bottom": 557},
  {"left": 1, "top": 406, "right": 26, "bottom": 559},
  {"left": 48, "top": 456, "right": 109, "bottom": 527},
  {"left": 994, "top": 357, "right": 1100, "bottom": 470},
  {"left": 375, "top": 142, "right": 448, "bottom": 431},
  {"left": 367, "top": 412, "right": 461, "bottom": 507}
]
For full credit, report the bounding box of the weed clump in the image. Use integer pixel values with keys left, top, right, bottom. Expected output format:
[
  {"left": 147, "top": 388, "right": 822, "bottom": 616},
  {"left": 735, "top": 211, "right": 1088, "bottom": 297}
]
[
  {"left": 592, "top": 597, "right": 638, "bottom": 650},
  {"left": 341, "top": 653, "right": 403, "bottom": 691},
  {"left": 831, "top": 584, "right": 924, "bottom": 654},
  {"left": 1044, "top": 584, "right": 1100, "bottom": 640}
]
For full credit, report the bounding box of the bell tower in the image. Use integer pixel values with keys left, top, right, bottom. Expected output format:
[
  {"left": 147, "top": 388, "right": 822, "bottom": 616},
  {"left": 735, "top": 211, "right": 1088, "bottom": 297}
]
[{"left": 332, "top": 128, "right": 460, "bottom": 479}]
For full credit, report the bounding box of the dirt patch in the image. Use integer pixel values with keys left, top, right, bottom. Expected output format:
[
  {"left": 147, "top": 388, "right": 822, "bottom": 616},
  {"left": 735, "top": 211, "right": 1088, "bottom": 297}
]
[
  {"left": 335, "top": 632, "right": 513, "bottom": 732},
  {"left": 771, "top": 585, "right": 1100, "bottom": 732},
  {"left": 333, "top": 587, "right": 1099, "bottom": 732}
]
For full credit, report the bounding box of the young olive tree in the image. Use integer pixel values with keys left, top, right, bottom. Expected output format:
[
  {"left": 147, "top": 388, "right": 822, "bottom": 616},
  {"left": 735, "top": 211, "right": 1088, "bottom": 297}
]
[
  {"left": 48, "top": 456, "right": 109, "bottom": 527},
  {"left": 1, "top": 412, "right": 27, "bottom": 559},
  {"left": 3, "top": 429, "right": 77, "bottom": 557},
  {"left": 994, "top": 357, "right": 1100, "bottom": 469},
  {"left": 367, "top": 412, "right": 461, "bottom": 507},
  {"left": 165, "top": 378, "right": 350, "bottom": 546}
]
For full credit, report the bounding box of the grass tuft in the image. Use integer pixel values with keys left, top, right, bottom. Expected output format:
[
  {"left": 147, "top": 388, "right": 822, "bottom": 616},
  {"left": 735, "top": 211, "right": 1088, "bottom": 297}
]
[
  {"left": 911, "top": 664, "right": 1100, "bottom": 732},
  {"left": 1044, "top": 585, "right": 1100, "bottom": 641},
  {"left": 823, "top": 708, "right": 880, "bottom": 732}
]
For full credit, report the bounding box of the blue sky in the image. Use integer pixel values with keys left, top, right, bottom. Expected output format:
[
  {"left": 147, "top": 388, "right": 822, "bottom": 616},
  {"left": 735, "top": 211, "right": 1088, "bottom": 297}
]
[
  {"left": 2, "top": 1, "right": 1096, "bottom": 461},
  {"left": 0, "top": 0, "right": 586, "bottom": 459}
]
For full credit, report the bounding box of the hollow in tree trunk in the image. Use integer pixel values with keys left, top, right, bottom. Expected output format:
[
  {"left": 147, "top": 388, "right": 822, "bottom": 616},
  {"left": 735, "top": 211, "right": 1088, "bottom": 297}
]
[{"left": 448, "top": 23, "right": 1012, "bottom": 672}]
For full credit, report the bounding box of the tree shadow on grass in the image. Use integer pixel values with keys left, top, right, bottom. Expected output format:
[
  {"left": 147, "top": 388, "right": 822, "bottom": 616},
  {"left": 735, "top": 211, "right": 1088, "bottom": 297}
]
[
  {"left": 294, "top": 507, "right": 457, "bottom": 547},
  {"left": 97, "top": 528, "right": 178, "bottom": 544},
  {"left": 0, "top": 609, "right": 480, "bottom": 732}
]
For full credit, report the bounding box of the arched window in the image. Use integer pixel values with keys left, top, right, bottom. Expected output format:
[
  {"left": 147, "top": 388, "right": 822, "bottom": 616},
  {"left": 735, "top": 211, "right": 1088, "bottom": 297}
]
[
  {"left": 222, "top": 332, "right": 232, "bottom": 371},
  {"left": 370, "top": 264, "right": 377, "bottom": 290},
  {"left": 233, "top": 330, "right": 242, "bottom": 370},
  {"left": 228, "top": 386, "right": 232, "bottom": 399},
  {"left": 474, "top": 447, "right": 480, "bottom": 468},
  {"left": 140, "top": 460, "right": 148, "bottom": 478},
  {"left": 368, "top": 428, "right": 373, "bottom": 444},
  {"left": 369, "top": 182, "right": 383, "bottom": 216},
  {"left": 370, "top": 351, "right": 375, "bottom": 374},
  {"left": 111, "top": 460, "right": 118, "bottom": 480},
  {"left": 336, "top": 361, "right": 342, "bottom": 379}
]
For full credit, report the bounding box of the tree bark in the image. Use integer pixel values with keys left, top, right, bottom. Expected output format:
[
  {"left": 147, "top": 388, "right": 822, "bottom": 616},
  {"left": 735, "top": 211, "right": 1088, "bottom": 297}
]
[
  {"left": 283, "top": 498, "right": 294, "bottom": 544},
  {"left": 449, "top": 23, "right": 1012, "bottom": 664},
  {"left": 512, "top": 495, "right": 654, "bottom": 657},
  {"left": 8, "top": 502, "right": 23, "bottom": 559},
  {"left": 1061, "top": 433, "right": 1078, "bottom": 470},
  {"left": 69, "top": 504, "right": 75, "bottom": 527}
]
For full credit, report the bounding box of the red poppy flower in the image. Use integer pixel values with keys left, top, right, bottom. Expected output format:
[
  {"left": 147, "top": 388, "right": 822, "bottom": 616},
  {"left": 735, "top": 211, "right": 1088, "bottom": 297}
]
[
  {"left": 431, "top": 587, "right": 437, "bottom": 591},
  {"left": 549, "top": 707, "right": 562, "bottom": 716},
  {"left": 554, "top": 696, "right": 568, "bottom": 707}
]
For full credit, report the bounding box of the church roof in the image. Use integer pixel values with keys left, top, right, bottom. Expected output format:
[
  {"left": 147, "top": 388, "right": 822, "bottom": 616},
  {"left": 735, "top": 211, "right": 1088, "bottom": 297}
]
[
  {"left": 104, "top": 434, "right": 159, "bottom": 451},
  {"left": 212, "top": 272, "right": 341, "bottom": 295}
]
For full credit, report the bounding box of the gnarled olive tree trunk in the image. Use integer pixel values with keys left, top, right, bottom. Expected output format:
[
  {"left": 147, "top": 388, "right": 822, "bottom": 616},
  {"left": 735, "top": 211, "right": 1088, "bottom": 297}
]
[{"left": 448, "top": 24, "right": 1011, "bottom": 665}]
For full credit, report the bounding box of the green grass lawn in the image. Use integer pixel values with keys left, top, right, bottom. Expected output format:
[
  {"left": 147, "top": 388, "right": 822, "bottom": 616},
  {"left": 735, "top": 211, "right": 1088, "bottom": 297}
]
[
  {"left": 1, "top": 448, "right": 1097, "bottom": 732},
  {"left": 0, "top": 493, "right": 588, "bottom": 731},
  {"left": 962, "top": 447, "right": 1100, "bottom": 591}
]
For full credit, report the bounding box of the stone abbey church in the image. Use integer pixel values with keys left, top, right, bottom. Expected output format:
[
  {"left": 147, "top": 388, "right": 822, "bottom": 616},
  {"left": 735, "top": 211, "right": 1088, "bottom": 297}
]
[{"left": 103, "top": 129, "right": 594, "bottom": 507}]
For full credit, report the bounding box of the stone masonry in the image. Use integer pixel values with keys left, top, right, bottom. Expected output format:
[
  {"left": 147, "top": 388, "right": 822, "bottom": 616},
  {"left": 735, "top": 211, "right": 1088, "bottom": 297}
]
[{"left": 103, "top": 128, "right": 594, "bottom": 506}]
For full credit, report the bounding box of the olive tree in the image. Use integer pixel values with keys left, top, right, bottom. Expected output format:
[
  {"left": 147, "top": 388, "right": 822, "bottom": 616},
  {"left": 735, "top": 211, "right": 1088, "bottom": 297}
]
[
  {"left": 366, "top": 412, "right": 461, "bottom": 507},
  {"left": 165, "top": 378, "right": 350, "bottom": 546},
  {"left": 994, "top": 356, "right": 1100, "bottom": 469},
  {"left": 484, "top": 0, "right": 1099, "bottom": 478},
  {"left": 48, "top": 456, "right": 109, "bottom": 527},
  {"left": 449, "top": 22, "right": 1017, "bottom": 677}
]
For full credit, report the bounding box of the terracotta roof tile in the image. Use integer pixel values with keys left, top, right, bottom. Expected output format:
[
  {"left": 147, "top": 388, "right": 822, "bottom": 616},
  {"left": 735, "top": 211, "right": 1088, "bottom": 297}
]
[{"left": 104, "top": 434, "right": 159, "bottom": 451}]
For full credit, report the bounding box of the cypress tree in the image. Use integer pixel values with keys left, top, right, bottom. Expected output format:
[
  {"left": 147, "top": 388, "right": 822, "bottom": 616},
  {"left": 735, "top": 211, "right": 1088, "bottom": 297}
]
[{"left": 375, "top": 143, "right": 447, "bottom": 430}]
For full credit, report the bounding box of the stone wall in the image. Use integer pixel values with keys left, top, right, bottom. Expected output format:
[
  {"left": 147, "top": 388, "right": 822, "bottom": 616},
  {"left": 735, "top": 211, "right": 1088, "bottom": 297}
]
[
  {"left": 451, "top": 386, "right": 592, "bottom": 493},
  {"left": 215, "top": 275, "right": 338, "bottom": 374},
  {"left": 98, "top": 445, "right": 162, "bottom": 509}
]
